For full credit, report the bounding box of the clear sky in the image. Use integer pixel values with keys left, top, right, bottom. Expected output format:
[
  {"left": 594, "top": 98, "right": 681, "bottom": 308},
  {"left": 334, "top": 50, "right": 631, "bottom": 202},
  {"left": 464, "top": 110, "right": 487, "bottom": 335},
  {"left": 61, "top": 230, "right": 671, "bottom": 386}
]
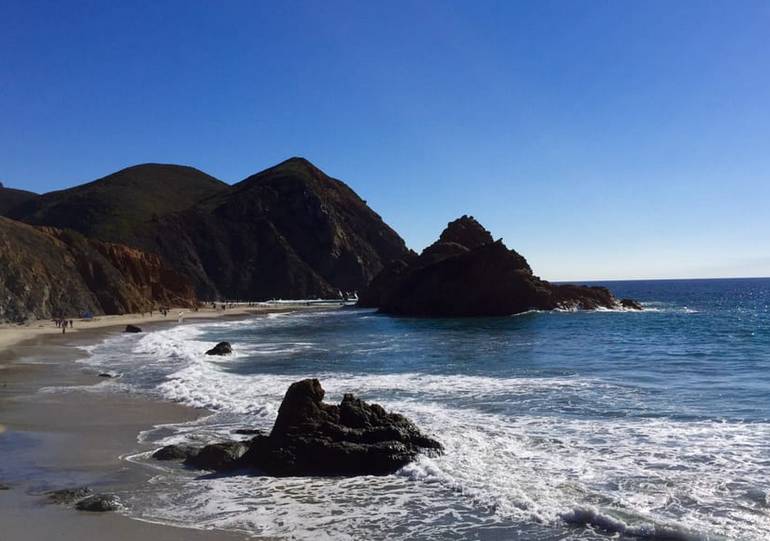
[{"left": 2, "top": 1, "right": 769, "bottom": 280}]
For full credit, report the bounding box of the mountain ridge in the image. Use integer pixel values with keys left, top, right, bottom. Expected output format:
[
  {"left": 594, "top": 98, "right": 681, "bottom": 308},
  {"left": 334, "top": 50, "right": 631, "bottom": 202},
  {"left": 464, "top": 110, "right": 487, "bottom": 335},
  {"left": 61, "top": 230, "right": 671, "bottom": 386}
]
[{"left": 5, "top": 158, "right": 410, "bottom": 309}]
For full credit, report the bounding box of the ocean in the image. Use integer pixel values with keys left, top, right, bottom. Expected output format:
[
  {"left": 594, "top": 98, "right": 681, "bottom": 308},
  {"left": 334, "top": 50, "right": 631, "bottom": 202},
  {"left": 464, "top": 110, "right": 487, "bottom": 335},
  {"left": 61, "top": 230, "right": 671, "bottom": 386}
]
[{"left": 77, "top": 278, "right": 770, "bottom": 540}]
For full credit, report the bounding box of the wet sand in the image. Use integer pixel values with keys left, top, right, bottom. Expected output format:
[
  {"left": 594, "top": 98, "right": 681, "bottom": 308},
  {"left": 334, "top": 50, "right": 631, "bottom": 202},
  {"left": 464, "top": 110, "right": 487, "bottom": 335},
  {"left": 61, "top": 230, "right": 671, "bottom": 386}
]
[{"left": 0, "top": 309, "right": 322, "bottom": 540}]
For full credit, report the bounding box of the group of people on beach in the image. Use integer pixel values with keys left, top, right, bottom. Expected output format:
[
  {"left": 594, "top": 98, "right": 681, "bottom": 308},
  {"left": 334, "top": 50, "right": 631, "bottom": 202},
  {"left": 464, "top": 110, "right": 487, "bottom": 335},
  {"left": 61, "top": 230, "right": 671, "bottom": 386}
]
[
  {"left": 211, "top": 302, "right": 238, "bottom": 311},
  {"left": 53, "top": 318, "right": 73, "bottom": 333}
]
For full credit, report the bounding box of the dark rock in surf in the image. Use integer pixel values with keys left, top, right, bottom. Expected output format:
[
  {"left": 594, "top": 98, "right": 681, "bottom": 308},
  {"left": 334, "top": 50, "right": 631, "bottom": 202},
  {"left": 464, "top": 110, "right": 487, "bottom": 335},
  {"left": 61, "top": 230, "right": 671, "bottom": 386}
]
[
  {"left": 184, "top": 441, "right": 247, "bottom": 471},
  {"left": 235, "top": 378, "right": 442, "bottom": 476},
  {"left": 359, "top": 215, "right": 641, "bottom": 317},
  {"left": 620, "top": 298, "right": 643, "bottom": 310},
  {"left": 45, "top": 487, "right": 92, "bottom": 504},
  {"left": 205, "top": 341, "right": 232, "bottom": 356},
  {"left": 124, "top": 324, "right": 142, "bottom": 333},
  {"left": 0, "top": 483, "right": 11, "bottom": 490},
  {"left": 75, "top": 494, "right": 122, "bottom": 512},
  {"left": 153, "top": 444, "right": 201, "bottom": 461},
  {"left": 233, "top": 428, "right": 265, "bottom": 436}
]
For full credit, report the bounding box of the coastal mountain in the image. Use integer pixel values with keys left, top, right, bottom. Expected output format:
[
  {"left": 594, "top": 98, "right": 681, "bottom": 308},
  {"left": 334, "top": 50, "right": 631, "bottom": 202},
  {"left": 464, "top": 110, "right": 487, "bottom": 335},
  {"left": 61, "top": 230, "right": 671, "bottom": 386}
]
[
  {"left": 150, "top": 157, "right": 409, "bottom": 299},
  {"left": 0, "top": 216, "right": 196, "bottom": 323},
  {"left": 359, "top": 215, "right": 641, "bottom": 316},
  {"left": 10, "top": 157, "right": 410, "bottom": 301},
  {"left": 1, "top": 162, "right": 638, "bottom": 322},
  {"left": 9, "top": 164, "right": 229, "bottom": 247},
  {"left": 0, "top": 183, "right": 37, "bottom": 216}
]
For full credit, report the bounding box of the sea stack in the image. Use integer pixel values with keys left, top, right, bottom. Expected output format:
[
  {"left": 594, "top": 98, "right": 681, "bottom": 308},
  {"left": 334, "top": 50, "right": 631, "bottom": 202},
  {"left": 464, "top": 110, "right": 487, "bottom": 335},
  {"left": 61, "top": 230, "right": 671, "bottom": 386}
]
[
  {"left": 180, "top": 379, "right": 443, "bottom": 476},
  {"left": 359, "top": 215, "right": 642, "bottom": 317}
]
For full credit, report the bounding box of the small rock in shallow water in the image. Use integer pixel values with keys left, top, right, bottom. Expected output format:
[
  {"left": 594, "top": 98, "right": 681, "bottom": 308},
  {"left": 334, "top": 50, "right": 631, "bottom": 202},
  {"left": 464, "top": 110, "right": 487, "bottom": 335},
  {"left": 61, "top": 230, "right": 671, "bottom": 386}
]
[
  {"left": 184, "top": 441, "right": 247, "bottom": 471},
  {"left": 45, "top": 487, "right": 92, "bottom": 504},
  {"left": 153, "top": 444, "right": 200, "bottom": 461},
  {"left": 205, "top": 341, "right": 232, "bottom": 356},
  {"left": 620, "top": 298, "right": 643, "bottom": 310},
  {"left": 124, "top": 325, "right": 142, "bottom": 333},
  {"left": 75, "top": 494, "right": 122, "bottom": 512},
  {"left": 233, "top": 428, "right": 264, "bottom": 436},
  {"left": 0, "top": 483, "right": 11, "bottom": 490},
  {"left": 98, "top": 372, "right": 119, "bottom": 378}
]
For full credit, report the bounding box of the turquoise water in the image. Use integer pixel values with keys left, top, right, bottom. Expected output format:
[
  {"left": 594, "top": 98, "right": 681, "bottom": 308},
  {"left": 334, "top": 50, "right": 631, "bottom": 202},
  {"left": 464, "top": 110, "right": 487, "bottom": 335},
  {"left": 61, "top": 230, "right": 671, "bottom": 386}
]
[{"left": 81, "top": 278, "right": 770, "bottom": 540}]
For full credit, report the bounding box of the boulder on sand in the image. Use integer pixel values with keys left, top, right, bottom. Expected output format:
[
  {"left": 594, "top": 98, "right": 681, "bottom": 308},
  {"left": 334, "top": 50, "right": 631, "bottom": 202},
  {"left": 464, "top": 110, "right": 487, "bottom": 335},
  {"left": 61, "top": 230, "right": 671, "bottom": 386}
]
[
  {"left": 124, "top": 324, "right": 142, "bottom": 333},
  {"left": 205, "top": 341, "right": 232, "bottom": 356},
  {"left": 234, "top": 378, "right": 442, "bottom": 476}
]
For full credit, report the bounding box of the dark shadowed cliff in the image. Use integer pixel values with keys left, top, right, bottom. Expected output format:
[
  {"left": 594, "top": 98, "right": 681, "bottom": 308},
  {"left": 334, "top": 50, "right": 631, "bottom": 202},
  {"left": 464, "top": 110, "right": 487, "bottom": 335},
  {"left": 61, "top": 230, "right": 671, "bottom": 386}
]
[
  {"left": 0, "top": 217, "right": 196, "bottom": 323},
  {"left": 152, "top": 158, "right": 409, "bottom": 299},
  {"left": 359, "top": 215, "right": 641, "bottom": 316},
  {"left": 0, "top": 185, "right": 38, "bottom": 216}
]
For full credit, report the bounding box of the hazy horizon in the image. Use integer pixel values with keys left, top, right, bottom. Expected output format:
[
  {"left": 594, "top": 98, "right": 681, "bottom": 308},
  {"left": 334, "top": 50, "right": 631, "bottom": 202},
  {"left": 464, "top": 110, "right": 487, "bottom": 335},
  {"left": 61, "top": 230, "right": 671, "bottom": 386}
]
[{"left": 3, "top": 1, "right": 769, "bottom": 281}]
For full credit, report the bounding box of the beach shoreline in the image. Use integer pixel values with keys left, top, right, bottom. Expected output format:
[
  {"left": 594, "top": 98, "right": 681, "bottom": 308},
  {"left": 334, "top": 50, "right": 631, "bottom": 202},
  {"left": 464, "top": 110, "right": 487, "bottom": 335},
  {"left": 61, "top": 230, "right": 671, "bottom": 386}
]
[
  {"left": 0, "top": 305, "right": 330, "bottom": 540},
  {"left": 0, "top": 303, "right": 322, "bottom": 351}
]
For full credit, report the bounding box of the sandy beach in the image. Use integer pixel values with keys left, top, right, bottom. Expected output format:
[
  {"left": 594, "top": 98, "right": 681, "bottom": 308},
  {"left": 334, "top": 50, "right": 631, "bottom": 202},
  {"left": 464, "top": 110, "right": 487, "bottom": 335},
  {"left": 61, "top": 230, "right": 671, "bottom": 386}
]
[
  {"left": 0, "top": 305, "right": 324, "bottom": 540},
  {"left": 0, "top": 304, "right": 296, "bottom": 351}
]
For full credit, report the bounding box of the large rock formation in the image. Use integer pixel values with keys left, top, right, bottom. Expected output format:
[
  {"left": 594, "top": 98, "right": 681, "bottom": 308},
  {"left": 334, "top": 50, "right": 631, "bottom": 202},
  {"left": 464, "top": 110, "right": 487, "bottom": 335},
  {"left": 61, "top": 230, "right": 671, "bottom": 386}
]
[
  {"left": 0, "top": 217, "right": 196, "bottom": 322},
  {"left": 236, "top": 378, "right": 442, "bottom": 476},
  {"left": 359, "top": 215, "right": 641, "bottom": 316},
  {"left": 179, "top": 379, "right": 442, "bottom": 476},
  {"left": 10, "top": 158, "right": 410, "bottom": 301}
]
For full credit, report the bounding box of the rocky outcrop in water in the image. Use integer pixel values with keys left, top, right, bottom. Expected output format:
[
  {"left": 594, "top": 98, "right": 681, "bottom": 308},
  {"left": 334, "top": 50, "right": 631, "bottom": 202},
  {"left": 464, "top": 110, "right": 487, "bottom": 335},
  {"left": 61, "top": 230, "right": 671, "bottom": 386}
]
[
  {"left": 359, "top": 215, "right": 641, "bottom": 316},
  {"left": 185, "top": 441, "right": 248, "bottom": 471},
  {"left": 205, "top": 341, "right": 232, "bottom": 356},
  {"left": 236, "top": 379, "right": 442, "bottom": 476},
  {"left": 174, "top": 379, "right": 442, "bottom": 476},
  {"left": 153, "top": 444, "right": 201, "bottom": 461}
]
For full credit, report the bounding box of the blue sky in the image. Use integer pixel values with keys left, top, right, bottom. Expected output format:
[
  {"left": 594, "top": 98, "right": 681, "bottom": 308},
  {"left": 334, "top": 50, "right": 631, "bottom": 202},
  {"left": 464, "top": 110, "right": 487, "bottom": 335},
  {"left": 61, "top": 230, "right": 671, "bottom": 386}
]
[{"left": 2, "top": 0, "right": 769, "bottom": 280}]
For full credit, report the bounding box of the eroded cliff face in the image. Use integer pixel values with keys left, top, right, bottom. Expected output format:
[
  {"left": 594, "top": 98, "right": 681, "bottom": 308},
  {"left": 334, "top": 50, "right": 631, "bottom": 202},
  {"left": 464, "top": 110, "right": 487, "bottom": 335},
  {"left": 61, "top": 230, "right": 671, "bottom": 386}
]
[{"left": 0, "top": 217, "right": 196, "bottom": 323}]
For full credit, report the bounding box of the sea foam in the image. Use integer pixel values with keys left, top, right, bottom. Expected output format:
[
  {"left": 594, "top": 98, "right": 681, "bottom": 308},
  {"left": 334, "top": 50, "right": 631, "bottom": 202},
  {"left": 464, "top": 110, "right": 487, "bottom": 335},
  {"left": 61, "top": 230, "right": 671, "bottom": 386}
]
[{"left": 77, "top": 305, "right": 770, "bottom": 540}]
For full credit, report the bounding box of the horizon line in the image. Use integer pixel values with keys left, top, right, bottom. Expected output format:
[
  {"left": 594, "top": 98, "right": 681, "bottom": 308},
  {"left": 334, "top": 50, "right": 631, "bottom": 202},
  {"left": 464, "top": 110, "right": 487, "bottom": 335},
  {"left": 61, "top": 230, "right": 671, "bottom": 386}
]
[{"left": 554, "top": 275, "right": 770, "bottom": 283}]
